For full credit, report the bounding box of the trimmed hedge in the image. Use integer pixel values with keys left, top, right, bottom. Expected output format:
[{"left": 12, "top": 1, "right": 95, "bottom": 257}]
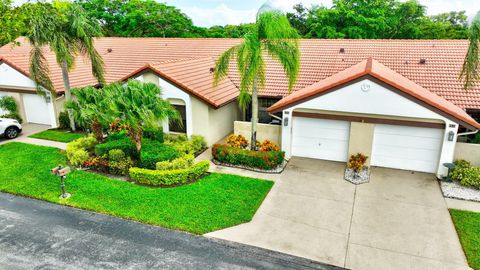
[
  {"left": 95, "top": 137, "right": 137, "bottom": 158},
  {"left": 139, "top": 141, "right": 178, "bottom": 169},
  {"left": 451, "top": 167, "right": 480, "bottom": 189},
  {"left": 212, "top": 144, "right": 284, "bottom": 170},
  {"left": 144, "top": 127, "right": 164, "bottom": 143},
  {"left": 156, "top": 154, "right": 194, "bottom": 171},
  {"left": 130, "top": 160, "right": 210, "bottom": 186}
]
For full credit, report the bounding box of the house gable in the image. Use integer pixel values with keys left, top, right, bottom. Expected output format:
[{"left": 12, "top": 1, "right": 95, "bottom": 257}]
[{"left": 0, "top": 62, "right": 36, "bottom": 90}]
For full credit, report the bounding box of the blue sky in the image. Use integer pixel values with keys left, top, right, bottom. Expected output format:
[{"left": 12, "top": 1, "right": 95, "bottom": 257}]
[{"left": 13, "top": 0, "right": 478, "bottom": 27}]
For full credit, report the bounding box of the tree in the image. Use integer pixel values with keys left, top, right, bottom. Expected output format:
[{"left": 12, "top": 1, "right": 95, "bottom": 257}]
[
  {"left": 214, "top": 6, "right": 300, "bottom": 150},
  {"left": 104, "top": 80, "right": 179, "bottom": 153},
  {"left": 77, "top": 0, "right": 197, "bottom": 38},
  {"left": 461, "top": 11, "right": 480, "bottom": 90},
  {"left": 65, "top": 87, "right": 108, "bottom": 141},
  {"left": 27, "top": 1, "right": 105, "bottom": 131}
]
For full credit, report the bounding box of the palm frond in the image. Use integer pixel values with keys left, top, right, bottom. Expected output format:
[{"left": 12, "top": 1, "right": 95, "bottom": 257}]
[
  {"left": 461, "top": 11, "right": 480, "bottom": 90},
  {"left": 29, "top": 44, "right": 54, "bottom": 94},
  {"left": 264, "top": 39, "right": 300, "bottom": 92},
  {"left": 213, "top": 44, "right": 241, "bottom": 86}
]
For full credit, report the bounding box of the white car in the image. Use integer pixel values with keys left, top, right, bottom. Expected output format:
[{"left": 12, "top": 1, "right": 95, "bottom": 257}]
[{"left": 0, "top": 118, "right": 22, "bottom": 139}]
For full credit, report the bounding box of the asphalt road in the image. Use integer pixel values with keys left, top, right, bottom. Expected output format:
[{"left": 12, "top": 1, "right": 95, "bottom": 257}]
[{"left": 0, "top": 192, "right": 342, "bottom": 270}]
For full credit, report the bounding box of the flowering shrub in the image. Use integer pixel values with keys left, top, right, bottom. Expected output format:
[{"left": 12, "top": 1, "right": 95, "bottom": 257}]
[
  {"left": 260, "top": 140, "right": 280, "bottom": 152},
  {"left": 83, "top": 156, "right": 109, "bottom": 172},
  {"left": 226, "top": 134, "right": 248, "bottom": 149},
  {"left": 347, "top": 153, "right": 368, "bottom": 172},
  {"left": 212, "top": 144, "right": 284, "bottom": 170},
  {"left": 109, "top": 121, "right": 130, "bottom": 133}
]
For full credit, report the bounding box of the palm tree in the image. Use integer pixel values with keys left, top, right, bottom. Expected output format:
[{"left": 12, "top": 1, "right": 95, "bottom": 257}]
[
  {"left": 213, "top": 6, "right": 300, "bottom": 150},
  {"left": 27, "top": 1, "right": 105, "bottom": 131},
  {"left": 104, "top": 80, "right": 179, "bottom": 153},
  {"left": 461, "top": 11, "right": 480, "bottom": 90},
  {"left": 65, "top": 86, "right": 108, "bottom": 142}
]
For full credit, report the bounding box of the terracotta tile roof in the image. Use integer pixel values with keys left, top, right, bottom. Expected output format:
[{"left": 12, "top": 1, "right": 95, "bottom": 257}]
[
  {"left": 0, "top": 37, "right": 479, "bottom": 109},
  {"left": 122, "top": 58, "right": 239, "bottom": 107},
  {"left": 268, "top": 58, "right": 480, "bottom": 129}
]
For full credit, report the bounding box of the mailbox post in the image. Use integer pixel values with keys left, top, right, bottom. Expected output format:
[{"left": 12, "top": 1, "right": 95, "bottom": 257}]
[{"left": 51, "top": 165, "right": 71, "bottom": 199}]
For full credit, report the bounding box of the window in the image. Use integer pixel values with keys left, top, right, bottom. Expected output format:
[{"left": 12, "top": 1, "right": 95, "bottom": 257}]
[
  {"left": 245, "top": 98, "right": 282, "bottom": 124},
  {"left": 169, "top": 105, "right": 187, "bottom": 133}
]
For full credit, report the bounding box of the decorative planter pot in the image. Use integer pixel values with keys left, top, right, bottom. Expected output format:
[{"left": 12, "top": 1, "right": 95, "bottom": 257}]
[{"left": 344, "top": 167, "right": 370, "bottom": 185}]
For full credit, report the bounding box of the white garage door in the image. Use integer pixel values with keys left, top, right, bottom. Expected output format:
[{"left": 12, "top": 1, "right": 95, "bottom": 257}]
[
  {"left": 292, "top": 117, "right": 350, "bottom": 162},
  {"left": 22, "top": 94, "right": 52, "bottom": 125},
  {"left": 371, "top": 124, "right": 444, "bottom": 173}
]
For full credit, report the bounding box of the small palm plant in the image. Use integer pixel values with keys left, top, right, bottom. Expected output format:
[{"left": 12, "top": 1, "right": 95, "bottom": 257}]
[
  {"left": 104, "top": 80, "right": 179, "bottom": 153},
  {"left": 27, "top": 1, "right": 105, "bottom": 131},
  {"left": 461, "top": 11, "right": 480, "bottom": 90},
  {"left": 65, "top": 86, "right": 108, "bottom": 141},
  {"left": 214, "top": 5, "right": 300, "bottom": 150}
]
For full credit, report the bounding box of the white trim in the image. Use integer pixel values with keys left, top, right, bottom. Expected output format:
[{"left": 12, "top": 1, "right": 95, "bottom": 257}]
[{"left": 281, "top": 78, "right": 459, "bottom": 177}]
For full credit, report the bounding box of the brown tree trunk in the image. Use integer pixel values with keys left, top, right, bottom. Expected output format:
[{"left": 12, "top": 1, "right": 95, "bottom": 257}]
[
  {"left": 250, "top": 78, "right": 258, "bottom": 150},
  {"left": 61, "top": 61, "right": 76, "bottom": 131},
  {"left": 129, "top": 128, "right": 143, "bottom": 154}
]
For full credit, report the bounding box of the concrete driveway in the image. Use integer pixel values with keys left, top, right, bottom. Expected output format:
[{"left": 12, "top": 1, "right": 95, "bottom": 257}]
[
  {"left": 0, "top": 123, "right": 66, "bottom": 149},
  {"left": 206, "top": 157, "right": 470, "bottom": 270}
]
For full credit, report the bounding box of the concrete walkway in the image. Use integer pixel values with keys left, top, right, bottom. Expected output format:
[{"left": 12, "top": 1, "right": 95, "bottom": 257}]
[
  {"left": 0, "top": 192, "right": 341, "bottom": 270},
  {"left": 206, "top": 157, "right": 471, "bottom": 270},
  {"left": 446, "top": 198, "right": 480, "bottom": 213},
  {"left": 0, "top": 123, "right": 67, "bottom": 149}
]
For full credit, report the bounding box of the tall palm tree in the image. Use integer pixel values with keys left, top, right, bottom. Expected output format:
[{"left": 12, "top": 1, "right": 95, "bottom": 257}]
[
  {"left": 461, "top": 11, "right": 480, "bottom": 90},
  {"left": 214, "top": 5, "right": 300, "bottom": 150},
  {"left": 27, "top": 1, "right": 105, "bottom": 131}
]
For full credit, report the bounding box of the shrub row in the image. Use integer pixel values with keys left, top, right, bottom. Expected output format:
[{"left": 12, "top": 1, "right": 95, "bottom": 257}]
[
  {"left": 129, "top": 160, "right": 210, "bottom": 186},
  {"left": 140, "top": 141, "right": 178, "bottom": 169},
  {"left": 156, "top": 154, "right": 194, "bottom": 171},
  {"left": 212, "top": 144, "right": 284, "bottom": 170},
  {"left": 451, "top": 159, "right": 480, "bottom": 189}
]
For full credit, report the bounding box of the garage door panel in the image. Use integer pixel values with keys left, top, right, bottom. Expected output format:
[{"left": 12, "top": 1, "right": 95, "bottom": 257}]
[
  {"left": 292, "top": 117, "right": 350, "bottom": 162},
  {"left": 373, "top": 134, "right": 442, "bottom": 150},
  {"left": 22, "top": 94, "right": 51, "bottom": 125},
  {"left": 372, "top": 124, "right": 443, "bottom": 173}
]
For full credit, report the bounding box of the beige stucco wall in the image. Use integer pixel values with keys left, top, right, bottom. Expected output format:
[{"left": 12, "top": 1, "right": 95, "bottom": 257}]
[
  {"left": 454, "top": 142, "right": 480, "bottom": 167},
  {"left": 53, "top": 95, "right": 65, "bottom": 120},
  {"left": 142, "top": 72, "right": 159, "bottom": 85},
  {"left": 207, "top": 101, "right": 240, "bottom": 145},
  {"left": 234, "top": 121, "right": 282, "bottom": 146},
  {"left": 348, "top": 122, "right": 375, "bottom": 166},
  {"left": 191, "top": 96, "right": 210, "bottom": 142}
]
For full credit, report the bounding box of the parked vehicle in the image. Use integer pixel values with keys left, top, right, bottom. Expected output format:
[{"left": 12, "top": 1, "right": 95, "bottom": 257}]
[{"left": 0, "top": 118, "right": 22, "bottom": 139}]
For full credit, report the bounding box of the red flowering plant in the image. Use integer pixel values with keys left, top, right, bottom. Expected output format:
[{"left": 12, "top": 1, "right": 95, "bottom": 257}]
[
  {"left": 212, "top": 144, "right": 284, "bottom": 170},
  {"left": 347, "top": 153, "right": 368, "bottom": 173},
  {"left": 260, "top": 140, "right": 280, "bottom": 152},
  {"left": 83, "top": 156, "right": 109, "bottom": 173}
]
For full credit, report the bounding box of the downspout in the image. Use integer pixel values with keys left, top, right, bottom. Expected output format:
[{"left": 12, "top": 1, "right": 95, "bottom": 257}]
[
  {"left": 268, "top": 113, "right": 282, "bottom": 122},
  {"left": 457, "top": 129, "right": 478, "bottom": 137}
]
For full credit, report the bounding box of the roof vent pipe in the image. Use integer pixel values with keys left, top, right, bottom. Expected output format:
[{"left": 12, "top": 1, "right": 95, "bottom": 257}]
[
  {"left": 419, "top": 58, "right": 426, "bottom": 64},
  {"left": 339, "top": 48, "right": 345, "bottom": 53}
]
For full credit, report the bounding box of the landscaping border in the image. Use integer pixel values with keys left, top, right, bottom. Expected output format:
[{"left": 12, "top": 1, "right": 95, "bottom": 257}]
[{"left": 212, "top": 159, "right": 288, "bottom": 174}]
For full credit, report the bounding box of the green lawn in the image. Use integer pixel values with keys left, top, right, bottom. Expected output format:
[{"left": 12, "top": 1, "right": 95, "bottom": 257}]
[
  {"left": 450, "top": 209, "right": 480, "bottom": 270},
  {"left": 0, "top": 142, "right": 273, "bottom": 234},
  {"left": 29, "top": 129, "right": 84, "bottom": 143}
]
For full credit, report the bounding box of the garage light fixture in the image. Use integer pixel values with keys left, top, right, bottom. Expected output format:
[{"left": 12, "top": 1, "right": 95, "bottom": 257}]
[
  {"left": 283, "top": 117, "right": 289, "bottom": 126},
  {"left": 448, "top": 131, "right": 455, "bottom": 141}
]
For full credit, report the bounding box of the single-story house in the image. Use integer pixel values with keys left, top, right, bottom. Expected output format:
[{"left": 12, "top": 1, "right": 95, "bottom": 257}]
[{"left": 1, "top": 37, "right": 479, "bottom": 177}]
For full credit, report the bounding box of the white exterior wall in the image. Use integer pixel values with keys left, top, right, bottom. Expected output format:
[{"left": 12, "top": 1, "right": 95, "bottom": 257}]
[
  {"left": 0, "top": 62, "right": 57, "bottom": 127},
  {"left": 281, "top": 78, "right": 459, "bottom": 177},
  {"left": 135, "top": 73, "right": 193, "bottom": 137}
]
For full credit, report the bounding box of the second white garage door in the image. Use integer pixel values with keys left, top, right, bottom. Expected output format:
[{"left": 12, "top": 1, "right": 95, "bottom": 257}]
[
  {"left": 371, "top": 124, "right": 444, "bottom": 173},
  {"left": 22, "top": 94, "right": 52, "bottom": 125},
  {"left": 292, "top": 117, "right": 350, "bottom": 162}
]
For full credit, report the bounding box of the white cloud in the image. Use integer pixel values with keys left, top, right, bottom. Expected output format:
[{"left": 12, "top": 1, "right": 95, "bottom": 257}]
[{"left": 182, "top": 4, "right": 257, "bottom": 27}]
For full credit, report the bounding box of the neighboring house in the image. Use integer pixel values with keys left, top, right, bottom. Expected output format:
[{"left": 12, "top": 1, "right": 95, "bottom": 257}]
[{"left": 1, "top": 38, "right": 480, "bottom": 177}]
